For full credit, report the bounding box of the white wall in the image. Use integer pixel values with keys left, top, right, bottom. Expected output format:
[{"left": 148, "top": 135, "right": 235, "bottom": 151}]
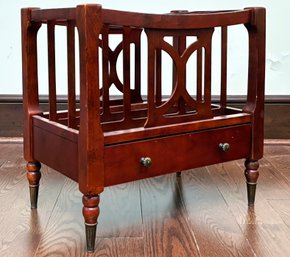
[{"left": 0, "top": 0, "right": 289, "bottom": 95}]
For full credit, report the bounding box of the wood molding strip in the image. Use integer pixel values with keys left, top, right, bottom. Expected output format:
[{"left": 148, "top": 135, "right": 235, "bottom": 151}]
[{"left": 1, "top": 94, "right": 290, "bottom": 104}]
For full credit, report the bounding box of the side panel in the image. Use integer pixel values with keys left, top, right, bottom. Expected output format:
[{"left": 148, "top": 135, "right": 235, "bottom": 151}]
[{"left": 33, "top": 119, "right": 78, "bottom": 182}]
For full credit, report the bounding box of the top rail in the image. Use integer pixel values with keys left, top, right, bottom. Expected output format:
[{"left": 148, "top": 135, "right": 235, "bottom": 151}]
[
  {"left": 101, "top": 9, "right": 252, "bottom": 29},
  {"left": 30, "top": 5, "right": 253, "bottom": 29},
  {"left": 31, "top": 8, "right": 76, "bottom": 22}
]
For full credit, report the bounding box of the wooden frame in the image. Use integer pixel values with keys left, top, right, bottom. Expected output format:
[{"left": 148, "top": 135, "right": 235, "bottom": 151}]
[{"left": 21, "top": 5, "right": 266, "bottom": 252}]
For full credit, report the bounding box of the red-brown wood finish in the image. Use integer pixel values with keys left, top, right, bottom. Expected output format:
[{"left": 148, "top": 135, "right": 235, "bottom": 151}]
[{"left": 21, "top": 4, "right": 266, "bottom": 252}]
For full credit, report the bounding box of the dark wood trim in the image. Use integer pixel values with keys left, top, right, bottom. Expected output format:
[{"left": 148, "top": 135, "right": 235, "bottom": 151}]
[
  {"left": 1, "top": 94, "right": 290, "bottom": 138},
  {"left": 1, "top": 94, "right": 290, "bottom": 103}
]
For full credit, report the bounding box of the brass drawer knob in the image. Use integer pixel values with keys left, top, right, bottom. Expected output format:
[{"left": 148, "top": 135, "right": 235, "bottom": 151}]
[
  {"left": 140, "top": 157, "right": 152, "bottom": 168},
  {"left": 219, "top": 142, "right": 230, "bottom": 152}
]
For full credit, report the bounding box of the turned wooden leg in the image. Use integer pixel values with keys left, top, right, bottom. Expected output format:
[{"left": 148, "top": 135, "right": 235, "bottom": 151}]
[
  {"left": 82, "top": 194, "right": 100, "bottom": 252},
  {"left": 26, "top": 161, "right": 41, "bottom": 209},
  {"left": 244, "top": 160, "right": 259, "bottom": 206}
]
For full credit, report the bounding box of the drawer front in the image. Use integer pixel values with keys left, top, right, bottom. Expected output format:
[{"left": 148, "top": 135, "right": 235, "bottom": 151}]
[{"left": 104, "top": 124, "right": 251, "bottom": 186}]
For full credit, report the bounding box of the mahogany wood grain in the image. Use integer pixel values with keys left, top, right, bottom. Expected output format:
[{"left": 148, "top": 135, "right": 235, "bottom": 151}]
[
  {"left": 21, "top": 8, "right": 42, "bottom": 162},
  {"left": 33, "top": 124, "right": 78, "bottom": 182},
  {"left": 67, "top": 20, "right": 77, "bottom": 129},
  {"left": 47, "top": 21, "right": 57, "bottom": 122},
  {"left": 101, "top": 9, "right": 252, "bottom": 29},
  {"left": 76, "top": 5, "right": 105, "bottom": 196},
  {"left": 243, "top": 7, "right": 266, "bottom": 160},
  {"left": 104, "top": 124, "right": 251, "bottom": 186},
  {"left": 21, "top": 4, "right": 266, "bottom": 252},
  {"left": 220, "top": 26, "right": 228, "bottom": 110}
]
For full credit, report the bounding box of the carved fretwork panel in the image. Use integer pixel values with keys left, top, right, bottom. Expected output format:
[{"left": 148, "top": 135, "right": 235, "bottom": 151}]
[
  {"left": 99, "top": 26, "right": 143, "bottom": 122},
  {"left": 145, "top": 28, "right": 214, "bottom": 127}
]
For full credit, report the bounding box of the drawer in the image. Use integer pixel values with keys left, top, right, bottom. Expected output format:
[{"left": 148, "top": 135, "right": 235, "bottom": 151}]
[{"left": 104, "top": 124, "right": 251, "bottom": 186}]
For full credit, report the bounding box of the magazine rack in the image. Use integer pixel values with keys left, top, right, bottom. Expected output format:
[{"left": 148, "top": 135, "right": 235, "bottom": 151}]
[{"left": 21, "top": 5, "right": 265, "bottom": 252}]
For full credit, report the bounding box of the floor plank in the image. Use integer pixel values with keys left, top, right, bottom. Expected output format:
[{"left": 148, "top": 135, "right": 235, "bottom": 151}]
[
  {"left": 2, "top": 142, "right": 290, "bottom": 256},
  {"left": 98, "top": 181, "right": 143, "bottom": 237},
  {"left": 240, "top": 223, "right": 290, "bottom": 257},
  {"left": 140, "top": 174, "right": 200, "bottom": 257},
  {"left": 179, "top": 167, "right": 255, "bottom": 257},
  {"left": 266, "top": 148, "right": 290, "bottom": 184},
  {"left": 208, "top": 160, "right": 290, "bottom": 257},
  {"left": 207, "top": 161, "right": 285, "bottom": 225},
  {"left": 0, "top": 149, "right": 66, "bottom": 257},
  {"left": 35, "top": 175, "right": 144, "bottom": 256}
]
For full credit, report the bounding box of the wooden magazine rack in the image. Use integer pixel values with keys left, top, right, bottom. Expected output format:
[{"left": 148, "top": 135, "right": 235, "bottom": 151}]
[{"left": 21, "top": 5, "right": 265, "bottom": 252}]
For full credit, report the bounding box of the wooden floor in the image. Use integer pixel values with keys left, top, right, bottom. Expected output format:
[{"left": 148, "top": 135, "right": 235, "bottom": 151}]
[{"left": 1, "top": 140, "right": 290, "bottom": 257}]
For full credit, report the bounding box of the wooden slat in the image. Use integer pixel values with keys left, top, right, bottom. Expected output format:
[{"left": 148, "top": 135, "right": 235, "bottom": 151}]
[
  {"left": 145, "top": 30, "right": 156, "bottom": 127},
  {"left": 47, "top": 21, "right": 57, "bottom": 122},
  {"left": 67, "top": 21, "right": 76, "bottom": 128},
  {"left": 174, "top": 34, "right": 187, "bottom": 114},
  {"left": 122, "top": 27, "right": 132, "bottom": 121},
  {"left": 220, "top": 26, "right": 228, "bottom": 109},
  {"left": 133, "top": 29, "right": 142, "bottom": 103},
  {"left": 203, "top": 33, "right": 212, "bottom": 104},
  {"left": 101, "top": 26, "right": 111, "bottom": 118},
  {"left": 196, "top": 48, "right": 202, "bottom": 101},
  {"left": 155, "top": 48, "right": 162, "bottom": 105}
]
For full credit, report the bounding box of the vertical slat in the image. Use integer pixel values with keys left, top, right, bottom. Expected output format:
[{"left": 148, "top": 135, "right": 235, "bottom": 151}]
[
  {"left": 101, "top": 26, "right": 110, "bottom": 118},
  {"left": 67, "top": 20, "right": 76, "bottom": 128},
  {"left": 220, "top": 26, "right": 228, "bottom": 110},
  {"left": 172, "top": 35, "right": 186, "bottom": 91},
  {"left": 204, "top": 43, "right": 212, "bottom": 104},
  {"left": 172, "top": 36, "right": 178, "bottom": 93},
  {"left": 133, "top": 29, "right": 142, "bottom": 102},
  {"left": 144, "top": 29, "right": 156, "bottom": 127},
  {"left": 155, "top": 48, "right": 162, "bottom": 105},
  {"left": 196, "top": 48, "right": 202, "bottom": 102},
  {"left": 122, "top": 27, "right": 132, "bottom": 120},
  {"left": 47, "top": 21, "right": 57, "bottom": 121},
  {"left": 174, "top": 35, "right": 186, "bottom": 114},
  {"left": 171, "top": 10, "right": 188, "bottom": 98}
]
